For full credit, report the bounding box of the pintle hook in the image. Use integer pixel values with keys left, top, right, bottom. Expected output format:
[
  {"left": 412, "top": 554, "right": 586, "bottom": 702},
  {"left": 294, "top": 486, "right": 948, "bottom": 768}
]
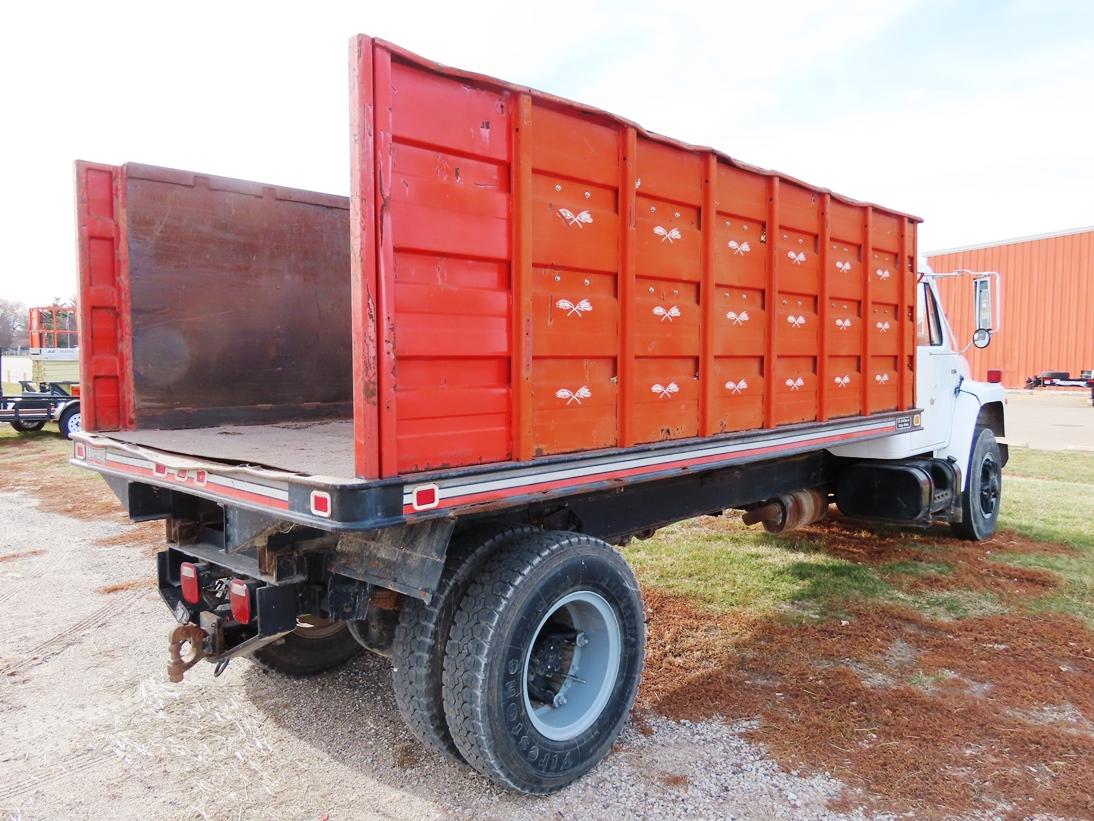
[{"left": 167, "top": 624, "right": 208, "bottom": 683}]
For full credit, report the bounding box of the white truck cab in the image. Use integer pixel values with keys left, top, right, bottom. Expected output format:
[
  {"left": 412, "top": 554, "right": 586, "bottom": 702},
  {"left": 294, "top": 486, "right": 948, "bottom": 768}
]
[{"left": 830, "top": 267, "right": 1007, "bottom": 539}]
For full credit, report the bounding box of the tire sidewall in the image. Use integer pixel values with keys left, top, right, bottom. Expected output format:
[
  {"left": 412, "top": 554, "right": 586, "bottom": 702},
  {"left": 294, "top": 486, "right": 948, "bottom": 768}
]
[
  {"left": 60, "top": 407, "right": 81, "bottom": 439},
  {"left": 966, "top": 427, "right": 1002, "bottom": 539},
  {"left": 392, "top": 524, "right": 538, "bottom": 758},
  {"left": 483, "top": 542, "right": 644, "bottom": 790},
  {"left": 252, "top": 622, "right": 360, "bottom": 676}
]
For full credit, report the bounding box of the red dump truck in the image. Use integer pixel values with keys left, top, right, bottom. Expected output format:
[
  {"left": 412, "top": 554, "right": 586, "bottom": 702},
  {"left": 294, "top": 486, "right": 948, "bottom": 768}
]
[{"left": 71, "top": 35, "right": 1007, "bottom": 793}]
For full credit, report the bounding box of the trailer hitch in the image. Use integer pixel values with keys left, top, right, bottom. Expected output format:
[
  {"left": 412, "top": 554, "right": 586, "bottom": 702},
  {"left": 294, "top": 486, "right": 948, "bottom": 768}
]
[{"left": 167, "top": 624, "right": 208, "bottom": 683}]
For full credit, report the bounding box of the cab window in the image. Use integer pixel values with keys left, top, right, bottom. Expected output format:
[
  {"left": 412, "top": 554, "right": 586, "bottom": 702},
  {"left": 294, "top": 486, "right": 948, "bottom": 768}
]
[{"left": 916, "top": 283, "right": 944, "bottom": 347}]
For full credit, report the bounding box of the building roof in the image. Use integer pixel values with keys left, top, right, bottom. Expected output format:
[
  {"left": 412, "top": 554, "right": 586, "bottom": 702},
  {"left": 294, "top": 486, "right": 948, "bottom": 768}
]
[{"left": 926, "top": 225, "right": 1094, "bottom": 256}]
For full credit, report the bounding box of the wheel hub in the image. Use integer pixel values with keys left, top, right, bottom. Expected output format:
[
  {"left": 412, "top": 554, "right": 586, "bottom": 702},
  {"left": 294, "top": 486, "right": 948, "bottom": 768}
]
[
  {"left": 979, "top": 456, "right": 1000, "bottom": 517},
  {"left": 522, "top": 591, "right": 622, "bottom": 742}
]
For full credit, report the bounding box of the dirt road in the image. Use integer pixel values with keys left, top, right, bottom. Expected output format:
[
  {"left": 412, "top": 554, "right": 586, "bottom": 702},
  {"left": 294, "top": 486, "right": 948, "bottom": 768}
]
[{"left": 0, "top": 489, "right": 852, "bottom": 820}]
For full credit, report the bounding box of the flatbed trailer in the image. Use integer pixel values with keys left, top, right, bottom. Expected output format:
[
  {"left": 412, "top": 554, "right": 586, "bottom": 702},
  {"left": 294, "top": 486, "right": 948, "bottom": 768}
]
[
  {"left": 70, "top": 35, "right": 1008, "bottom": 794},
  {"left": 1, "top": 381, "right": 81, "bottom": 437},
  {"left": 1024, "top": 371, "right": 1094, "bottom": 402}
]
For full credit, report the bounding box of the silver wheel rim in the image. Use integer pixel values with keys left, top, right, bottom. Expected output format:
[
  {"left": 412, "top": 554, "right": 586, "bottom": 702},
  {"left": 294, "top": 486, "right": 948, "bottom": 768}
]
[
  {"left": 522, "top": 590, "right": 621, "bottom": 742},
  {"left": 67, "top": 413, "right": 81, "bottom": 435}
]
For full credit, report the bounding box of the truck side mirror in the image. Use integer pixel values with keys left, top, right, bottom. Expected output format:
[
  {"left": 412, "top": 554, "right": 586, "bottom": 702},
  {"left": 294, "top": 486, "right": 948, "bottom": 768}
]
[
  {"left": 971, "top": 276, "right": 995, "bottom": 349},
  {"left": 973, "top": 276, "right": 993, "bottom": 332}
]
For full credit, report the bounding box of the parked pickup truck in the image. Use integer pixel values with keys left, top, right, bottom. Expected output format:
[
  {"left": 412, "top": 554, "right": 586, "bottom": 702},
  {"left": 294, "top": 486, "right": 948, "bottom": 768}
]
[{"left": 70, "top": 35, "right": 1007, "bottom": 794}]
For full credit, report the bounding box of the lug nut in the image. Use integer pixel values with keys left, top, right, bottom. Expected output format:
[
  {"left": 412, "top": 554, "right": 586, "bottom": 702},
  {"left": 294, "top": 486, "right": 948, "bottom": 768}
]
[
  {"left": 575, "top": 632, "right": 588, "bottom": 647},
  {"left": 553, "top": 693, "right": 567, "bottom": 708}
]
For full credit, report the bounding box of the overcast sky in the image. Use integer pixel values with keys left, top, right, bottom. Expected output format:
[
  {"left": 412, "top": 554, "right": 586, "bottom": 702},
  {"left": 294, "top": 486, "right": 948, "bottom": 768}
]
[{"left": 2, "top": 0, "right": 1091, "bottom": 306}]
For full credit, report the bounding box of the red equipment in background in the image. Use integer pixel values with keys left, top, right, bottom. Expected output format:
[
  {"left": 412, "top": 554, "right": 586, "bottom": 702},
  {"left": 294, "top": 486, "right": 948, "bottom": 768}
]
[{"left": 28, "top": 306, "right": 79, "bottom": 349}]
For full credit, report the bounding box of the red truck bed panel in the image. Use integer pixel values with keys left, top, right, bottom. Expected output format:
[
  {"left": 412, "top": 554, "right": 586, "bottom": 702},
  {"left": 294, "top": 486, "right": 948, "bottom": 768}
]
[
  {"left": 74, "top": 162, "right": 352, "bottom": 432},
  {"left": 75, "top": 35, "right": 920, "bottom": 489},
  {"left": 349, "top": 36, "right": 918, "bottom": 480}
]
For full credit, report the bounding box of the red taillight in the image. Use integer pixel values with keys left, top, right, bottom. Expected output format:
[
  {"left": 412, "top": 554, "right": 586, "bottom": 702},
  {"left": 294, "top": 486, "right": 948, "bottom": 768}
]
[
  {"left": 180, "top": 562, "right": 200, "bottom": 604},
  {"left": 309, "top": 489, "right": 331, "bottom": 517},
  {"left": 229, "top": 579, "right": 253, "bottom": 624},
  {"left": 986, "top": 369, "right": 1002, "bottom": 384},
  {"left": 411, "top": 483, "right": 440, "bottom": 511}
]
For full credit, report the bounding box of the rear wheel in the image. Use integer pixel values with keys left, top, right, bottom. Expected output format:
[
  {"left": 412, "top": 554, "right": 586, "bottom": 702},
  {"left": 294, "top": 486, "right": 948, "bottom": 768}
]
[
  {"left": 10, "top": 419, "right": 46, "bottom": 432},
  {"left": 58, "top": 406, "right": 81, "bottom": 439},
  {"left": 252, "top": 617, "right": 361, "bottom": 676},
  {"left": 442, "top": 531, "right": 645, "bottom": 794},
  {"left": 391, "top": 524, "right": 538, "bottom": 760},
  {"left": 951, "top": 426, "right": 1002, "bottom": 541}
]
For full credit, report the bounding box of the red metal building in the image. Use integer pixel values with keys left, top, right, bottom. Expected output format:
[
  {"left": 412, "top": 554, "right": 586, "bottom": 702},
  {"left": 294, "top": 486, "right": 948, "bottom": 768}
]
[{"left": 928, "top": 226, "right": 1094, "bottom": 387}]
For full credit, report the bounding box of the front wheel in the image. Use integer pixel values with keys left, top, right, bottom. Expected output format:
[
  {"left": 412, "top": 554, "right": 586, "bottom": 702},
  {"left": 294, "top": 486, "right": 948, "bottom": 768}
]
[
  {"left": 951, "top": 426, "right": 1002, "bottom": 541},
  {"left": 442, "top": 532, "right": 645, "bottom": 794}
]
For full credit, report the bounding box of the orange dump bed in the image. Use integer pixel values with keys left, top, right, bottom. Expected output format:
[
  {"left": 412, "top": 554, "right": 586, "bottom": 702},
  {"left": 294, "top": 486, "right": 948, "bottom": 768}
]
[
  {"left": 74, "top": 36, "right": 919, "bottom": 488},
  {"left": 349, "top": 36, "right": 919, "bottom": 479}
]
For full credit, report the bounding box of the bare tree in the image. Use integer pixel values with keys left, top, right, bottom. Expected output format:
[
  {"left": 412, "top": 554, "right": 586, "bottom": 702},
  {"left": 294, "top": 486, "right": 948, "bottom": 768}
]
[{"left": 0, "top": 299, "right": 28, "bottom": 350}]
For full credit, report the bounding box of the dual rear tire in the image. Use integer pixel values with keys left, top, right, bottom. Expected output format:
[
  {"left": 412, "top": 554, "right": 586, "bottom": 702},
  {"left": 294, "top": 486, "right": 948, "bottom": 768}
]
[
  {"left": 395, "top": 529, "right": 646, "bottom": 793},
  {"left": 442, "top": 533, "right": 645, "bottom": 793},
  {"left": 255, "top": 526, "right": 646, "bottom": 793}
]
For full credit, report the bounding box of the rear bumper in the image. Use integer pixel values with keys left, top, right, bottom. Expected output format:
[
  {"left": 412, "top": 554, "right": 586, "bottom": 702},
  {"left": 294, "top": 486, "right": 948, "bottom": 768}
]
[
  {"left": 157, "top": 547, "right": 305, "bottom": 657},
  {"left": 72, "top": 433, "right": 402, "bottom": 531}
]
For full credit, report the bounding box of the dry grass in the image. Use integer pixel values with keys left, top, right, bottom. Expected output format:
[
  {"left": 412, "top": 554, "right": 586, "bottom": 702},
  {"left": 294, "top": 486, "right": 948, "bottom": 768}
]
[
  {"left": 0, "top": 549, "right": 44, "bottom": 563},
  {"left": 104, "top": 676, "right": 278, "bottom": 819},
  {"left": 96, "top": 579, "right": 153, "bottom": 595},
  {"left": 641, "top": 589, "right": 1094, "bottom": 818}
]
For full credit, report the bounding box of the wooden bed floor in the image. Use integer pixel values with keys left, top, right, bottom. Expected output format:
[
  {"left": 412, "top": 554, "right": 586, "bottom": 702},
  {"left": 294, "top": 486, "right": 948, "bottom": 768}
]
[{"left": 111, "top": 419, "right": 357, "bottom": 479}]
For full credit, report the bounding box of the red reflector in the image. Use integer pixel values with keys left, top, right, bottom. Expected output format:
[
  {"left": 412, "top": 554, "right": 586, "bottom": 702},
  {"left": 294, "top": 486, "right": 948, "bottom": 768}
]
[
  {"left": 310, "top": 490, "right": 332, "bottom": 517},
  {"left": 74, "top": 442, "right": 86, "bottom": 460},
  {"left": 411, "top": 484, "right": 440, "bottom": 511},
  {"left": 229, "top": 579, "right": 252, "bottom": 624},
  {"left": 986, "top": 369, "right": 1002, "bottom": 384},
  {"left": 180, "top": 562, "right": 200, "bottom": 604}
]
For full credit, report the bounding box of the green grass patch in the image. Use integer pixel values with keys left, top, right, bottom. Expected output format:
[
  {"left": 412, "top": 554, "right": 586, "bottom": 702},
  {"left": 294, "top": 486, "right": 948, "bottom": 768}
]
[
  {"left": 998, "top": 475, "right": 1094, "bottom": 550},
  {"left": 995, "top": 468, "right": 1094, "bottom": 624},
  {"left": 628, "top": 448, "right": 1094, "bottom": 626},
  {"left": 1005, "top": 447, "right": 1094, "bottom": 485},
  {"left": 892, "top": 589, "right": 1005, "bottom": 620},
  {"left": 625, "top": 524, "right": 892, "bottom": 617},
  {"left": 881, "top": 560, "right": 952, "bottom": 577}
]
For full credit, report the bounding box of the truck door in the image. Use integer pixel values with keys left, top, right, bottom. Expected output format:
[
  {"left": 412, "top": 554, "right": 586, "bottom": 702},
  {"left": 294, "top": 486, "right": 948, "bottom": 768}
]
[{"left": 911, "top": 280, "right": 961, "bottom": 451}]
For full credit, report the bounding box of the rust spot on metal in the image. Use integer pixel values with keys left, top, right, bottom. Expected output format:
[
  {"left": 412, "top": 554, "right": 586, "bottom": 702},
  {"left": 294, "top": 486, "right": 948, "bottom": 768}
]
[
  {"left": 370, "top": 588, "right": 400, "bottom": 610},
  {"left": 167, "top": 623, "right": 207, "bottom": 683}
]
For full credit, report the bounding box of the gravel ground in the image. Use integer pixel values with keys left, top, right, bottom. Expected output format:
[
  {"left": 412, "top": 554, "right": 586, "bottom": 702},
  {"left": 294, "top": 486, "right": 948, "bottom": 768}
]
[{"left": 0, "top": 489, "right": 872, "bottom": 820}]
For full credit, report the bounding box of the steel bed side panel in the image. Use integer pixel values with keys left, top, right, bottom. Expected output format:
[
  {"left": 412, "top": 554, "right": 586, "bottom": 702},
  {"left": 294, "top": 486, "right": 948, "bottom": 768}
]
[
  {"left": 350, "top": 36, "right": 921, "bottom": 482},
  {"left": 72, "top": 409, "right": 918, "bottom": 531}
]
